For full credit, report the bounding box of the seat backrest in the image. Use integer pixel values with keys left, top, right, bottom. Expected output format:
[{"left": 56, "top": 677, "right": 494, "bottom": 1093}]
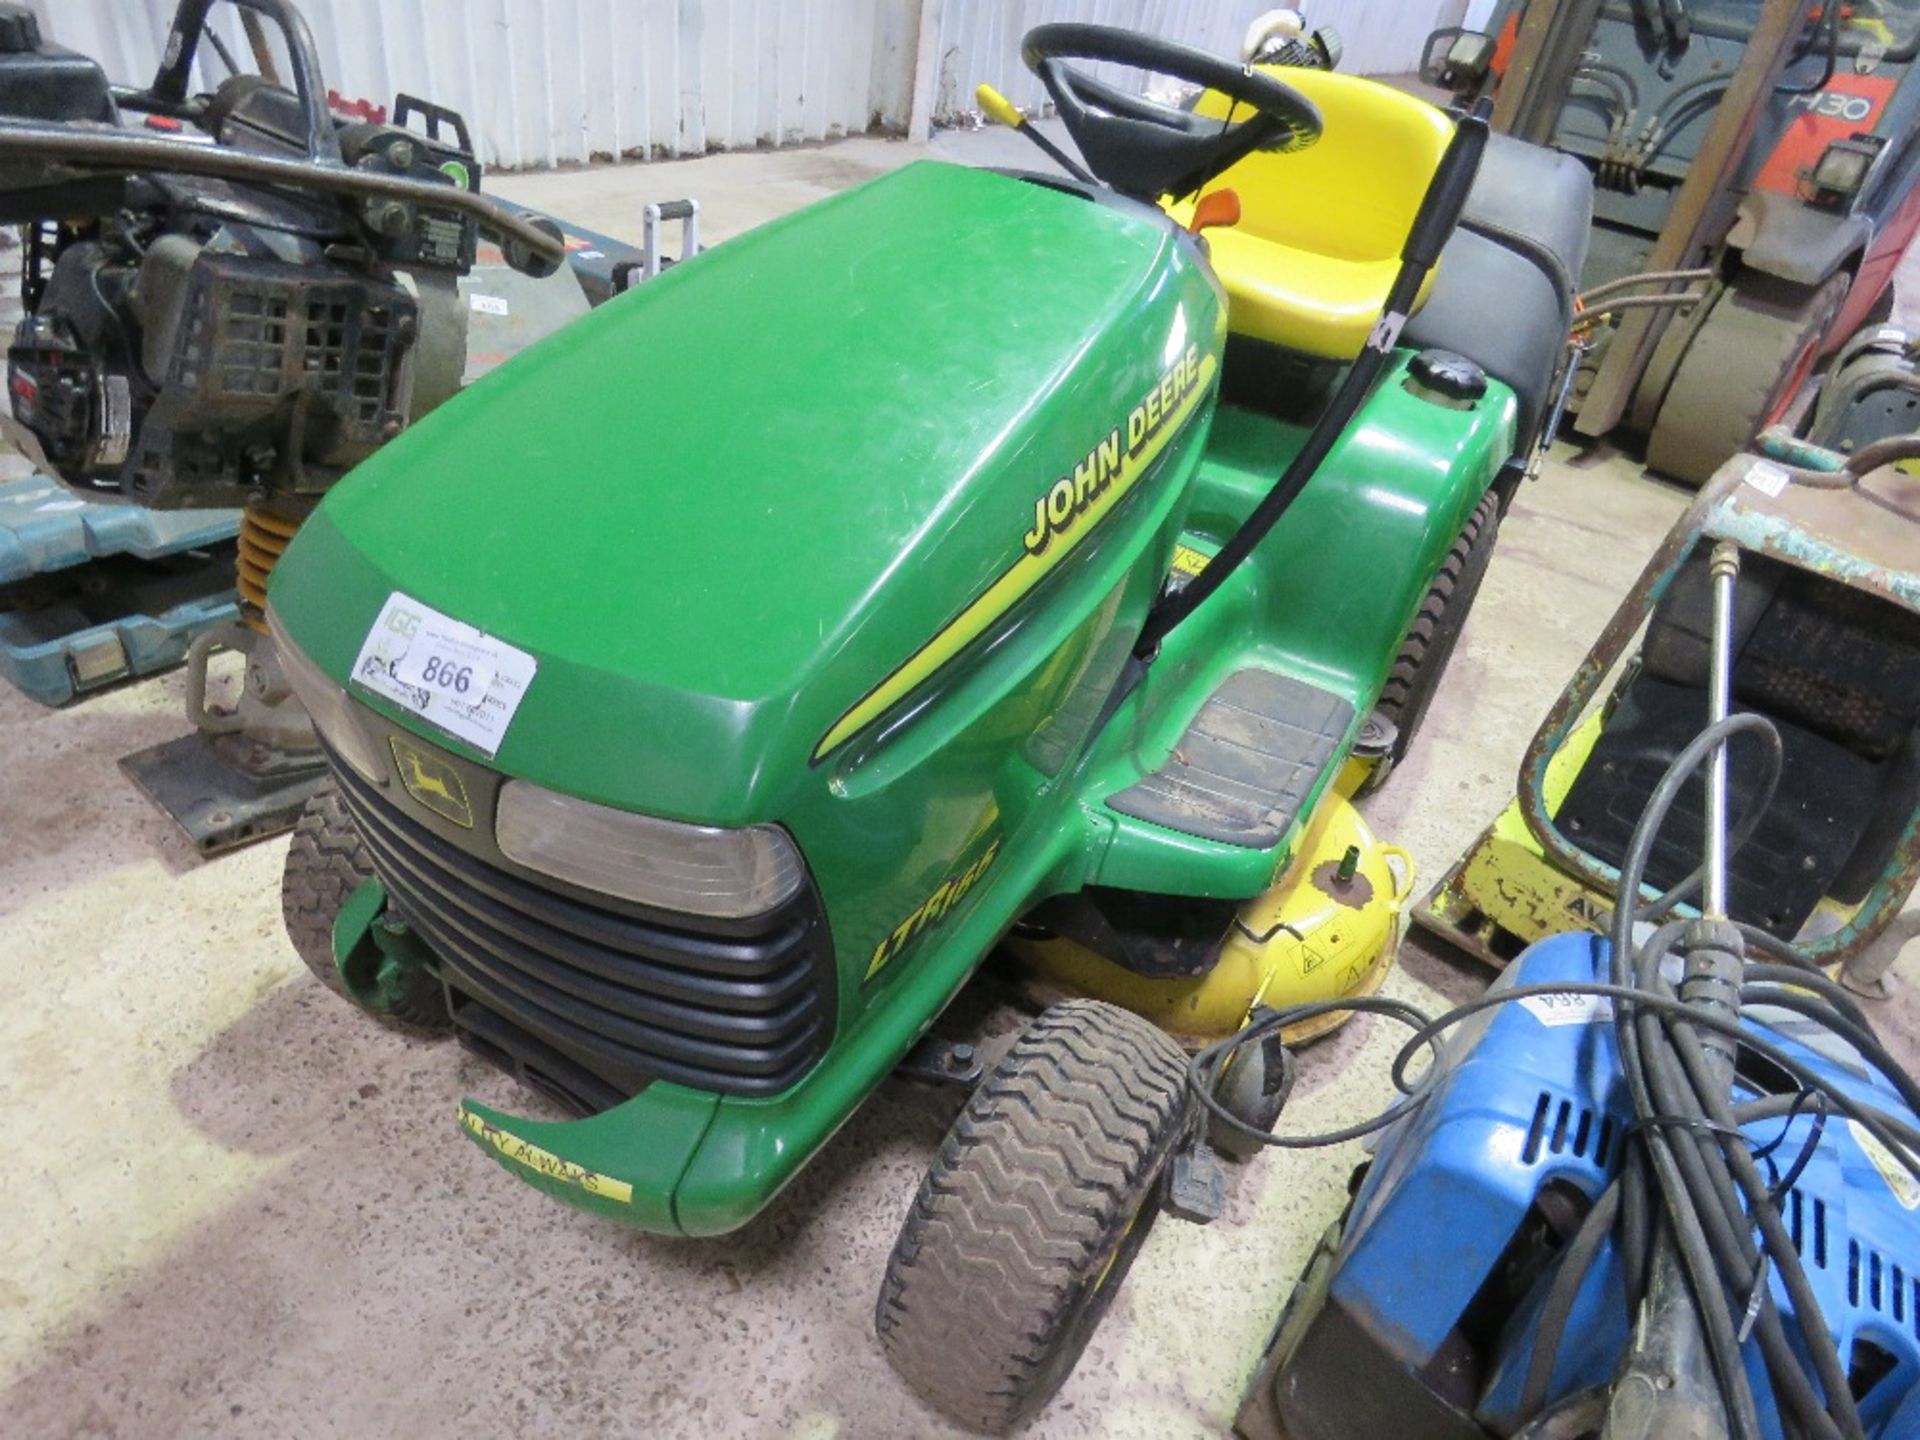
[{"left": 1191, "top": 68, "right": 1454, "bottom": 264}]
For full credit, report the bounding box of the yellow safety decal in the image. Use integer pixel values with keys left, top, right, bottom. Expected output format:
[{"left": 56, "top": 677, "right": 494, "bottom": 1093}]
[
  {"left": 1170, "top": 543, "right": 1212, "bottom": 578},
  {"left": 459, "top": 1107, "right": 634, "bottom": 1204},
  {"left": 815, "top": 346, "right": 1216, "bottom": 762},
  {"left": 1849, "top": 1118, "right": 1920, "bottom": 1211},
  {"left": 392, "top": 735, "right": 475, "bottom": 829}
]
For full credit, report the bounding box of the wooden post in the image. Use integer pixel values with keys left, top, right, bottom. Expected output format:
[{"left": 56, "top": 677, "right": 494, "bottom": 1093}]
[
  {"left": 1491, "top": 0, "right": 1605, "bottom": 141},
  {"left": 907, "top": 0, "right": 944, "bottom": 143}
]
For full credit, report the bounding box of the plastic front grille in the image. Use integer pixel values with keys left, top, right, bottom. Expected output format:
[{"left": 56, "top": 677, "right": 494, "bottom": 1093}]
[{"left": 329, "top": 757, "right": 834, "bottom": 1111}]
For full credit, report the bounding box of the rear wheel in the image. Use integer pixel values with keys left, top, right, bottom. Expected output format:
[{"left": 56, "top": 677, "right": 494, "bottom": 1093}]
[
  {"left": 1363, "top": 488, "right": 1501, "bottom": 793},
  {"left": 281, "top": 787, "right": 448, "bottom": 1031},
  {"left": 876, "top": 999, "right": 1190, "bottom": 1433},
  {"left": 1645, "top": 271, "right": 1849, "bottom": 487}
]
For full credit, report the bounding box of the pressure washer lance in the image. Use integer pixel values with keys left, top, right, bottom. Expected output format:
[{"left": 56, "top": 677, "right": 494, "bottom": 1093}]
[{"left": 1603, "top": 541, "right": 1747, "bottom": 1440}]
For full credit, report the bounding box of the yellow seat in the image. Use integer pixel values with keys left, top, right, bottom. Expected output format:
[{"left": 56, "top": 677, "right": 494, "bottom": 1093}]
[{"left": 1164, "top": 69, "right": 1455, "bottom": 360}]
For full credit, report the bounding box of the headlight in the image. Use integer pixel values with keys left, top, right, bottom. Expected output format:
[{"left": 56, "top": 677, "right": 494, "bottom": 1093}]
[
  {"left": 1812, "top": 138, "right": 1879, "bottom": 205},
  {"left": 495, "top": 780, "right": 805, "bottom": 918},
  {"left": 267, "top": 606, "right": 388, "bottom": 787}
]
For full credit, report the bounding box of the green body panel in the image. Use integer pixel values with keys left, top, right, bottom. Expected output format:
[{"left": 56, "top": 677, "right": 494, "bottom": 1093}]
[
  {"left": 1083, "top": 370, "right": 1519, "bottom": 898},
  {"left": 280, "top": 158, "right": 1520, "bottom": 1235}
]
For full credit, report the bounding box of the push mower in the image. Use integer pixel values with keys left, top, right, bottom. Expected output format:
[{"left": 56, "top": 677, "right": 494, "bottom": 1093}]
[
  {"left": 265, "top": 23, "right": 1591, "bottom": 1431},
  {"left": 1230, "top": 436, "right": 1920, "bottom": 1440}
]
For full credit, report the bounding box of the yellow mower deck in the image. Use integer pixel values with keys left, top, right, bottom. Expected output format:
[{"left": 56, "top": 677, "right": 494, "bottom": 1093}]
[{"left": 1014, "top": 789, "right": 1414, "bottom": 1046}]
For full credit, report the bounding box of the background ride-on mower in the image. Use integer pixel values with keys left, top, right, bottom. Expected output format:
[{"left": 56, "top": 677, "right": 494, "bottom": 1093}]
[{"left": 265, "top": 24, "right": 1591, "bottom": 1433}]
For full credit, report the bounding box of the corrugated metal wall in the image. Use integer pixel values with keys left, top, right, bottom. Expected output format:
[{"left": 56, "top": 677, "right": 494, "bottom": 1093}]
[
  {"left": 929, "top": 0, "right": 1461, "bottom": 124},
  {"left": 27, "top": 0, "right": 917, "bottom": 168},
  {"left": 26, "top": 1, "right": 1459, "bottom": 169}
]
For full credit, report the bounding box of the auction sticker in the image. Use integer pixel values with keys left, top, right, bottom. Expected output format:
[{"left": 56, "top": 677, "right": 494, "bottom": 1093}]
[
  {"left": 350, "top": 592, "right": 536, "bottom": 757},
  {"left": 1518, "top": 992, "right": 1614, "bottom": 1028},
  {"left": 1744, "top": 459, "right": 1790, "bottom": 498}
]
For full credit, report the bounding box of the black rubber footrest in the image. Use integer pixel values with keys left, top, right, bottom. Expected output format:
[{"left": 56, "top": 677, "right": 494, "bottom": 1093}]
[{"left": 1107, "top": 669, "right": 1354, "bottom": 849}]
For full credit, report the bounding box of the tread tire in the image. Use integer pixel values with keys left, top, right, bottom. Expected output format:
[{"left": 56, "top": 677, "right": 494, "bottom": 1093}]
[
  {"left": 281, "top": 786, "right": 448, "bottom": 1031},
  {"left": 1646, "top": 272, "right": 1849, "bottom": 488},
  {"left": 876, "top": 999, "right": 1190, "bottom": 1433},
  {"left": 1366, "top": 489, "right": 1501, "bottom": 792}
]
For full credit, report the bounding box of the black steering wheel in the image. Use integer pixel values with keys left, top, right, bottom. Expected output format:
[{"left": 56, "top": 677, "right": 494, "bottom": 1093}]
[{"left": 1021, "top": 24, "right": 1322, "bottom": 202}]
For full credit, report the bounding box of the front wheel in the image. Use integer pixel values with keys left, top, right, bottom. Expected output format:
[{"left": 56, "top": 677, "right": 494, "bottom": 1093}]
[
  {"left": 281, "top": 787, "right": 449, "bottom": 1032},
  {"left": 875, "top": 999, "right": 1190, "bottom": 1433},
  {"left": 1645, "top": 271, "right": 1849, "bottom": 487}
]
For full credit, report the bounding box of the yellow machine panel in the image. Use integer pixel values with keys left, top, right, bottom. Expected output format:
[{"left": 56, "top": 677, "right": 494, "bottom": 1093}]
[{"left": 1014, "top": 794, "right": 1413, "bottom": 1045}]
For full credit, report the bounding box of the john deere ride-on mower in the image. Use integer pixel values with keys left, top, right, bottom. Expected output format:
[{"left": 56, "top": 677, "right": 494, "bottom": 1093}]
[{"left": 266, "top": 24, "right": 1591, "bottom": 1430}]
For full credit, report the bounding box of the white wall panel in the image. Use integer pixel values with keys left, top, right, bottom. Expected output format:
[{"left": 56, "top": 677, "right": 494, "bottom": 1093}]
[
  {"left": 25, "top": 0, "right": 913, "bottom": 168},
  {"left": 24, "top": 1, "right": 1454, "bottom": 168},
  {"left": 927, "top": 0, "right": 1463, "bottom": 123}
]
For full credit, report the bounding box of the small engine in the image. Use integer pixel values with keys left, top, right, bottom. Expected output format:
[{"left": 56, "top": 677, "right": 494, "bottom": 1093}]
[
  {"left": 0, "top": 0, "right": 530, "bottom": 510},
  {"left": 9, "top": 209, "right": 425, "bottom": 507}
]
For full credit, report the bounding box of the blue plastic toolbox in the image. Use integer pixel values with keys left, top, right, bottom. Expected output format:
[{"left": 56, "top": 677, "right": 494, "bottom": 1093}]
[{"left": 0, "top": 471, "right": 240, "bottom": 705}]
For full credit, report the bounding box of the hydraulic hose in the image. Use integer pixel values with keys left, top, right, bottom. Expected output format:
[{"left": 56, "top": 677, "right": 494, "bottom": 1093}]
[{"left": 1778, "top": 0, "right": 1842, "bottom": 96}]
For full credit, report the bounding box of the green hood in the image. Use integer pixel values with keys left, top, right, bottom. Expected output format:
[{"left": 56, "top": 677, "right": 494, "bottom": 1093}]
[{"left": 271, "top": 160, "right": 1223, "bottom": 822}]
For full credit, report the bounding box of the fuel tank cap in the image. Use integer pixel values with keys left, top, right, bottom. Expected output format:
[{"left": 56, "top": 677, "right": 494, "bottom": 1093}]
[{"left": 1405, "top": 349, "right": 1487, "bottom": 408}]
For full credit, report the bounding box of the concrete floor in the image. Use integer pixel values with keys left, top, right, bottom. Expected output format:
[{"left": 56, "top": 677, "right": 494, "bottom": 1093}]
[{"left": 3, "top": 126, "right": 1917, "bottom": 1440}]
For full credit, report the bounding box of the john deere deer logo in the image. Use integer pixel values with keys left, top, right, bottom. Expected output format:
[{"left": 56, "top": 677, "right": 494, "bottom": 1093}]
[{"left": 391, "top": 735, "right": 474, "bottom": 828}]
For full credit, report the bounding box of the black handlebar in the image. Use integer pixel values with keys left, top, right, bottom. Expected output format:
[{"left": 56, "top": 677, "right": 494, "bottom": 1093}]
[{"left": 152, "top": 0, "right": 339, "bottom": 163}]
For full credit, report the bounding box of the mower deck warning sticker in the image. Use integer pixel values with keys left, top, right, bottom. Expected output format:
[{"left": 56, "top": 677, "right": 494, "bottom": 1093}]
[
  {"left": 350, "top": 592, "right": 537, "bottom": 758},
  {"left": 460, "top": 1108, "right": 633, "bottom": 1204}
]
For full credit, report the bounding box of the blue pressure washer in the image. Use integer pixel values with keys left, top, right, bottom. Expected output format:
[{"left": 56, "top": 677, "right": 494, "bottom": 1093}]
[
  {"left": 1236, "top": 929, "right": 1920, "bottom": 1440},
  {"left": 1210, "top": 488, "right": 1920, "bottom": 1440}
]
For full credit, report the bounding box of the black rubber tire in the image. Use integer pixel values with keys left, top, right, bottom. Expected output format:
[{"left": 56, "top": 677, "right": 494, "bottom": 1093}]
[
  {"left": 1365, "top": 488, "right": 1501, "bottom": 792},
  {"left": 281, "top": 786, "right": 448, "bottom": 1030},
  {"left": 876, "top": 999, "right": 1190, "bottom": 1434},
  {"left": 1646, "top": 271, "right": 1850, "bottom": 488}
]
